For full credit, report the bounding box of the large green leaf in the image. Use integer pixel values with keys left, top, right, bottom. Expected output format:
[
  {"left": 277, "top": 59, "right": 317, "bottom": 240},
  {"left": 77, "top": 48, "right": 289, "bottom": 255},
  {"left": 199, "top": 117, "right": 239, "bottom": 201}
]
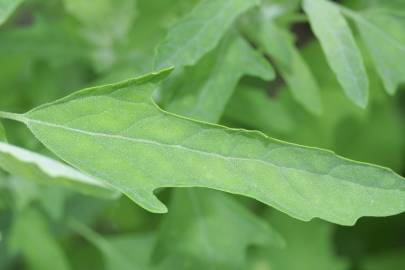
[
  {"left": 0, "top": 141, "right": 117, "bottom": 198},
  {"left": 249, "top": 211, "right": 348, "bottom": 270},
  {"left": 153, "top": 190, "right": 284, "bottom": 269},
  {"left": 1, "top": 68, "right": 405, "bottom": 225},
  {"left": 163, "top": 31, "right": 274, "bottom": 123},
  {"left": 154, "top": 0, "right": 259, "bottom": 69},
  {"left": 0, "top": 0, "right": 23, "bottom": 25},
  {"left": 303, "top": 0, "right": 369, "bottom": 108}
]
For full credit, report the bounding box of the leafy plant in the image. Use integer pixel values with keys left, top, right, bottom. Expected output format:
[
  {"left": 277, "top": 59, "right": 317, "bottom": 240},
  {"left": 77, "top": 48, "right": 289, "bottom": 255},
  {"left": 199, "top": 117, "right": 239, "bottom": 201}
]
[{"left": 0, "top": 0, "right": 404, "bottom": 269}]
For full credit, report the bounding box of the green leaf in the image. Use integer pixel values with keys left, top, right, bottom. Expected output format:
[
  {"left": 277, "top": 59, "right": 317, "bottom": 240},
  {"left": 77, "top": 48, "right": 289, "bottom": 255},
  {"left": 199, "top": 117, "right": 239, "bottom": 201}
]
[
  {"left": 0, "top": 141, "right": 117, "bottom": 198},
  {"left": 224, "top": 84, "right": 295, "bottom": 136},
  {"left": 258, "top": 20, "right": 322, "bottom": 115},
  {"left": 70, "top": 220, "right": 147, "bottom": 270},
  {"left": 163, "top": 31, "right": 274, "bottom": 123},
  {"left": 9, "top": 207, "right": 71, "bottom": 270},
  {"left": 303, "top": 0, "right": 369, "bottom": 108},
  {"left": 0, "top": 0, "right": 23, "bottom": 25},
  {"left": 249, "top": 211, "right": 348, "bottom": 270},
  {"left": 349, "top": 11, "right": 405, "bottom": 95},
  {"left": 70, "top": 220, "right": 170, "bottom": 269},
  {"left": 2, "top": 69, "right": 405, "bottom": 226},
  {"left": 154, "top": 0, "right": 259, "bottom": 69},
  {"left": 0, "top": 121, "right": 6, "bottom": 141},
  {"left": 154, "top": 190, "right": 284, "bottom": 269}
]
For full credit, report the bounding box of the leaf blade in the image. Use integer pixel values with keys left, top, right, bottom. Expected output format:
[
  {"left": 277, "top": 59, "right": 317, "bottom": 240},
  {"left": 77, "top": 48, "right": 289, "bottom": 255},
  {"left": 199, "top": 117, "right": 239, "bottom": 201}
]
[
  {"left": 154, "top": 0, "right": 259, "bottom": 69},
  {"left": 303, "top": 0, "right": 369, "bottom": 108},
  {"left": 3, "top": 70, "right": 405, "bottom": 226}
]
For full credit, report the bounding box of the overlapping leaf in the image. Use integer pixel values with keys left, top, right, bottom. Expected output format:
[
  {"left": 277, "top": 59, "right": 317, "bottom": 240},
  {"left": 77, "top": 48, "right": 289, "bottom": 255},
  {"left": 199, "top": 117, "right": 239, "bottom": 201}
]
[
  {"left": 0, "top": 141, "right": 117, "bottom": 198},
  {"left": 163, "top": 31, "right": 274, "bottom": 123},
  {"left": 154, "top": 0, "right": 260, "bottom": 69}
]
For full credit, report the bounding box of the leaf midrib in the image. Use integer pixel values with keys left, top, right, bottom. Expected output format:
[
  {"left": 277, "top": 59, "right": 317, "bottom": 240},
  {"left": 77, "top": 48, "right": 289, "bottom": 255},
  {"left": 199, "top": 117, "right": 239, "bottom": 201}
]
[{"left": 23, "top": 117, "right": 401, "bottom": 191}]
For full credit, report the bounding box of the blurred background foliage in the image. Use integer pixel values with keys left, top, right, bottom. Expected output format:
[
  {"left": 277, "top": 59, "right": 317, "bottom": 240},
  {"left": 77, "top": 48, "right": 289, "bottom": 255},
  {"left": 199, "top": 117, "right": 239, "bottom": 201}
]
[{"left": 0, "top": 0, "right": 404, "bottom": 269}]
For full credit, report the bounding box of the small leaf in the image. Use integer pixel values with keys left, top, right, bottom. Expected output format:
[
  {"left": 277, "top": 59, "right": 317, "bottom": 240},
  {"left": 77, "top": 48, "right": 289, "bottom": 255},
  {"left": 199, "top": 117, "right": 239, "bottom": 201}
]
[
  {"left": 2, "top": 69, "right": 405, "bottom": 226},
  {"left": 0, "top": 141, "right": 117, "bottom": 198},
  {"left": 303, "top": 0, "right": 369, "bottom": 108},
  {"left": 258, "top": 21, "right": 322, "bottom": 115},
  {"left": 163, "top": 31, "right": 274, "bottom": 123},
  {"left": 154, "top": 189, "right": 284, "bottom": 269},
  {"left": 154, "top": 0, "right": 259, "bottom": 69},
  {"left": 352, "top": 12, "right": 405, "bottom": 94},
  {"left": 0, "top": 0, "right": 24, "bottom": 25}
]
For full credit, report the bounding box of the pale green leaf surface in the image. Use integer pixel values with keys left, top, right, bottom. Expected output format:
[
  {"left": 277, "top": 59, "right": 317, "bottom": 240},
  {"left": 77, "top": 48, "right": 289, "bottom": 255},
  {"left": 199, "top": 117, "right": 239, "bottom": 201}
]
[
  {"left": 0, "top": 0, "right": 23, "bottom": 25},
  {"left": 2, "top": 69, "right": 405, "bottom": 225},
  {"left": 303, "top": 0, "right": 369, "bottom": 107},
  {"left": 258, "top": 21, "right": 322, "bottom": 115},
  {"left": 249, "top": 211, "right": 347, "bottom": 270},
  {"left": 154, "top": 0, "right": 259, "bottom": 69},
  {"left": 0, "top": 141, "right": 117, "bottom": 198},
  {"left": 353, "top": 12, "right": 405, "bottom": 94},
  {"left": 9, "top": 207, "right": 71, "bottom": 270},
  {"left": 154, "top": 189, "right": 284, "bottom": 270},
  {"left": 164, "top": 31, "right": 274, "bottom": 123}
]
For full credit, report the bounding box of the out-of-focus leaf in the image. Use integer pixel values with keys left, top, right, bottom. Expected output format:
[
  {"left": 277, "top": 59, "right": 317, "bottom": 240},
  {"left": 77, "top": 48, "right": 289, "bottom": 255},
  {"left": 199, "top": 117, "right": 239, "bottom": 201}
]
[
  {"left": 0, "top": 16, "right": 90, "bottom": 67},
  {"left": 2, "top": 69, "right": 405, "bottom": 225},
  {"left": 224, "top": 85, "right": 295, "bottom": 136},
  {"left": 70, "top": 220, "right": 156, "bottom": 269},
  {"left": 0, "top": 141, "right": 117, "bottom": 198},
  {"left": 258, "top": 20, "right": 322, "bottom": 115},
  {"left": 362, "top": 250, "right": 405, "bottom": 270},
  {"left": 0, "top": 0, "right": 23, "bottom": 25},
  {"left": 303, "top": 0, "right": 369, "bottom": 108},
  {"left": 249, "top": 211, "right": 347, "bottom": 270},
  {"left": 154, "top": 0, "right": 260, "bottom": 69},
  {"left": 63, "top": 0, "right": 137, "bottom": 71},
  {"left": 164, "top": 31, "right": 274, "bottom": 123},
  {"left": 9, "top": 207, "right": 71, "bottom": 270},
  {"left": 154, "top": 189, "right": 284, "bottom": 270},
  {"left": 0, "top": 121, "right": 6, "bottom": 141},
  {"left": 350, "top": 11, "right": 405, "bottom": 94}
]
